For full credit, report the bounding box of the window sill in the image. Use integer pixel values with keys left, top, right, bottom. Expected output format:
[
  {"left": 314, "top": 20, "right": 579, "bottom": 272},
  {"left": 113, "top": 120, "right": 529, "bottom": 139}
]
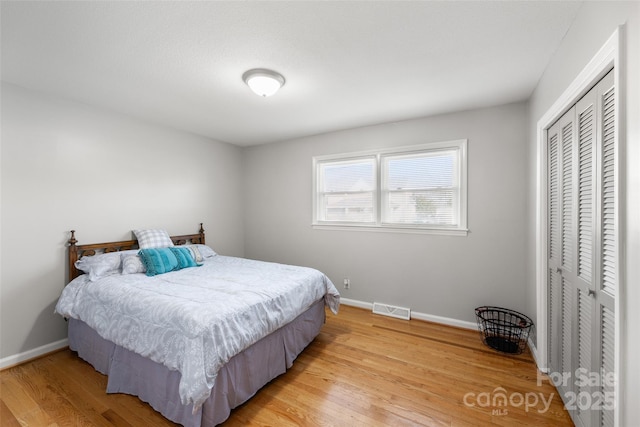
[{"left": 311, "top": 223, "right": 469, "bottom": 236}]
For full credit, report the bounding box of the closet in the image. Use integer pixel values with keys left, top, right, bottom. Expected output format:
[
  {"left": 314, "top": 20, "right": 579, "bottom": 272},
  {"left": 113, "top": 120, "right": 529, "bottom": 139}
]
[{"left": 547, "top": 69, "right": 616, "bottom": 427}]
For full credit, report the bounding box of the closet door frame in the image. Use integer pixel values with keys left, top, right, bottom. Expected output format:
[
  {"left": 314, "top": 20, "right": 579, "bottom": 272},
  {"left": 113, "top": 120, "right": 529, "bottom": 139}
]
[{"left": 535, "top": 27, "right": 625, "bottom": 425}]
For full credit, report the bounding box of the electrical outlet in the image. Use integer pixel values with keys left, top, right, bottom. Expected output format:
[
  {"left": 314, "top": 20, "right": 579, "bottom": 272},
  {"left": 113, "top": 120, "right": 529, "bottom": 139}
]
[{"left": 343, "top": 278, "right": 350, "bottom": 289}]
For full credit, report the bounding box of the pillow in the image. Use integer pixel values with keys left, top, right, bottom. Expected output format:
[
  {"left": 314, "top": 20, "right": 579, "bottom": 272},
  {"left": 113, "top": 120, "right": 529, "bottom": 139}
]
[
  {"left": 170, "top": 247, "right": 199, "bottom": 269},
  {"left": 121, "top": 253, "right": 146, "bottom": 275},
  {"left": 183, "top": 245, "right": 204, "bottom": 265},
  {"left": 138, "top": 248, "right": 179, "bottom": 276},
  {"left": 75, "top": 249, "right": 138, "bottom": 281},
  {"left": 133, "top": 229, "right": 174, "bottom": 249},
  {"left": 185, "top": 244, "right": 217, "bottom": 259}
]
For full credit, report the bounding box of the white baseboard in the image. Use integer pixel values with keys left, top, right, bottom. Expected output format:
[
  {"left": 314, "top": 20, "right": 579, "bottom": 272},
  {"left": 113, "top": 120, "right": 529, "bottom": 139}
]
[
  {"left": 0, "top": 338, "right": 68, "bottom": 370},
  {"left": 340, "top": 298, "right": 477, "bottom": 330},
  {"left": 411, "top": 310, "right": 477, "bottom": 330},
  {"left": 339, "top": 297, "right": 373, "bottom": 310}
]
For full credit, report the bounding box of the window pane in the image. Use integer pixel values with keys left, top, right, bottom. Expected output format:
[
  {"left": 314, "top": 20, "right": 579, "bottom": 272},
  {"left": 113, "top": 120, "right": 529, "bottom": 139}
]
[
  {"left": 386, "top": 151, "right": 456, "bottom": 190},
  {"left": 382, "top": 150, "right": 459, "bottom": 226},
  {"left": 318, "top": 158, "right": 375, "bottom": 223},
  {"left": 321, "top": 159, "right": 375, "bottom": 192},
  {"left": 324, "top": 192, "right": 374, "bottom": 222},
  {"left": 384, "top": 190, "right": 456, "bottom": 225}
]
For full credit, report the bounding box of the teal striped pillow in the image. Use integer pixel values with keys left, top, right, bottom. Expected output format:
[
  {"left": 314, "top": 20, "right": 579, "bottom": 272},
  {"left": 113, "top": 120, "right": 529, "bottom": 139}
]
[
  {"left": 169, "top": 247, "right": 198, "bottom": 269},
  {"left": 139, "top": 248, "right": 179, "bottom": 276},
  {"left": 138, "top": 247, "right": 201, "bottom": 277}
]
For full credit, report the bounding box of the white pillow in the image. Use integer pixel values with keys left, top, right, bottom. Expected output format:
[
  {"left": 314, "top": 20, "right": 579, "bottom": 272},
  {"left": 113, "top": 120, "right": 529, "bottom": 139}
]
[
  {"left": 75, "top": 249, "right": 138, "bottom": 281},
  {"left": 133, "top": 229, "right": 174, "bottom": 249},
  {"left": 121, "top": 253, "right": 146, "bottom": 274},
  {"left": 185, "top": 244, "right": 217, "bottom": 259}
]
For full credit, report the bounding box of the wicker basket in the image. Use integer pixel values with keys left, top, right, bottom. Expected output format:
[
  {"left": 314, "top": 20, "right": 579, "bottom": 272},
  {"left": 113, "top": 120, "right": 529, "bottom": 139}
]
[{"left": 475, "top": 306, "right": 533, "bottom": 354}]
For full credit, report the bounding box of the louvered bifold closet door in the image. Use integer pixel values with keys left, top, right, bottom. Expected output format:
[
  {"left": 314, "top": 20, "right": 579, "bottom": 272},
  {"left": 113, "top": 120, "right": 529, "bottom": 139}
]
[
  {"left": 597, "top": 72, "right": 616, "bottom": 427},
  {"left": 560, "top": 116, "right": 576, "bottom": 387},
  {"left": 548, "top": 69, "right": 616, "bottom": 427},
  {"left": 597, "top": 80, "right": 619, "bottom": 426},
  {"left": 547, "top": 121, "right": 562, "bottom": 386},
  {"left": 575, "top": 89, "right": 597, "bottom": 427},
  {"left": 547, "top": 108, "right": 576, "bottom": 403},
  {"left": 574, "top": 69, "right": 616, "bottom": 427}
]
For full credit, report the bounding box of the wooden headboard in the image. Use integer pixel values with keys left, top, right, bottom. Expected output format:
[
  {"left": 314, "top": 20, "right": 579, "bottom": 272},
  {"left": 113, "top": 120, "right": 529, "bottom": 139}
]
[{"left": 68, "top": 223, "right": 205, "bottom": 282}]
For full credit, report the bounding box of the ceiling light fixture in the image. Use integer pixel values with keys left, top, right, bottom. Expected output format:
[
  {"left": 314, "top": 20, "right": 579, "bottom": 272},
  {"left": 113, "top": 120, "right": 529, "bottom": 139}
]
[{"left": 242, "top": 68, "right": 285, "bottom": 97}]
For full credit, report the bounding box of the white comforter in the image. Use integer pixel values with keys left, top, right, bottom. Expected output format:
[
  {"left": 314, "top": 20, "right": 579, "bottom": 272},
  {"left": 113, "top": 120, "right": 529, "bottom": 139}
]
[{"left": 55, "top": 255, "right": 340, "bottom": 411}]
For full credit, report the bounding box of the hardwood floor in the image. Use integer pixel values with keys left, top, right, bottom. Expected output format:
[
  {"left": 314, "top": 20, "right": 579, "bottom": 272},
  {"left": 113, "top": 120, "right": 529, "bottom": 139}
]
[{"left": 1, "top": 305, "right": 573, "bottom": 426}]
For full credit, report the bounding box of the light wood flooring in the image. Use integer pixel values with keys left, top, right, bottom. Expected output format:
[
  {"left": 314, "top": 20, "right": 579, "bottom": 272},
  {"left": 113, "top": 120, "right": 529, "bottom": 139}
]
[{"left": 1, "top": 305, "right": 573, "bottom": 426}]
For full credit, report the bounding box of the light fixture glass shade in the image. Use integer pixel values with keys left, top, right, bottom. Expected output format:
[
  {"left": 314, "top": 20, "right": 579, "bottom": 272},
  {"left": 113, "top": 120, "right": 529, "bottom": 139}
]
[{"left": 243, "top": 69, "right": 285, "bottom": 97}]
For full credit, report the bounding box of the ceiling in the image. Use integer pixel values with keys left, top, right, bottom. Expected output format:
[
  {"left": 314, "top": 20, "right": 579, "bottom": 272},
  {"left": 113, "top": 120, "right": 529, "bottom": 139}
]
[{"left": 1, "top": 1, "right": 583, "bottom": 146}]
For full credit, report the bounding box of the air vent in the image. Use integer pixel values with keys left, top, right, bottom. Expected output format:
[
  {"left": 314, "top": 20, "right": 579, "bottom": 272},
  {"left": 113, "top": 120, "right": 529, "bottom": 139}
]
[{"left": 372, "top": 302, "right": 411, "bottom": 320}]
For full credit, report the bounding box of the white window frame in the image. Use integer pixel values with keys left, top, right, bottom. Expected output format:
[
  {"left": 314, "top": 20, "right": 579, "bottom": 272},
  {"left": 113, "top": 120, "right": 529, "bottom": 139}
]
[
  {"left": 312, "top": 139, "right": 468, "bottom": 236},
  {"left": 316, "top": 156, "right": 377, "bottom": 224}
]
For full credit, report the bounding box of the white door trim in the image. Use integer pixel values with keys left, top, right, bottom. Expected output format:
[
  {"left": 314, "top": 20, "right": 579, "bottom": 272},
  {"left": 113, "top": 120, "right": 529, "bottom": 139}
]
[{"left": 535, "top": 26, "right": 624, "bottom": 425}]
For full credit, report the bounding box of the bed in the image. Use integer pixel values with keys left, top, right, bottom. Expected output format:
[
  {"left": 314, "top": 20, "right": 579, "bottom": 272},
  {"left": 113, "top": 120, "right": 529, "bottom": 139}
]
[{"left": 55, "top": 224, "right": 340, "bottom": 427}]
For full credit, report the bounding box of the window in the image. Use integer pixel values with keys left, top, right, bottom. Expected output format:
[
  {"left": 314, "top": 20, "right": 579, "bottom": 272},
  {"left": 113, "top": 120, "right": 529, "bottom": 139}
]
[
  {"left": 313, "top": 140, "right": 467, "bottom": 235},
  {"left": 316, "top": 157, "right": 376, "bottom": 223}
]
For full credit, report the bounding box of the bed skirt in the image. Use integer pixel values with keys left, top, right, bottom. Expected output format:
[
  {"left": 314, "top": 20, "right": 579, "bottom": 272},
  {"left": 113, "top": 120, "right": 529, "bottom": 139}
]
[{"left": 68, "top": 299, "right": 326, "bottom": 427}]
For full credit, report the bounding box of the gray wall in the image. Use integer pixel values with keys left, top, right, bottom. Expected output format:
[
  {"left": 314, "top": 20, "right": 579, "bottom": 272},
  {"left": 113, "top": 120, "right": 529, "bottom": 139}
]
[
  {"left": 243, "top": 102, "right": 529, "bottom": 324},
  {"left": 0, "top": 83, "right": 245, "bottom": 360},
  {"left": 526, "top": 2, "right": 640, "bottom": 424}
]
